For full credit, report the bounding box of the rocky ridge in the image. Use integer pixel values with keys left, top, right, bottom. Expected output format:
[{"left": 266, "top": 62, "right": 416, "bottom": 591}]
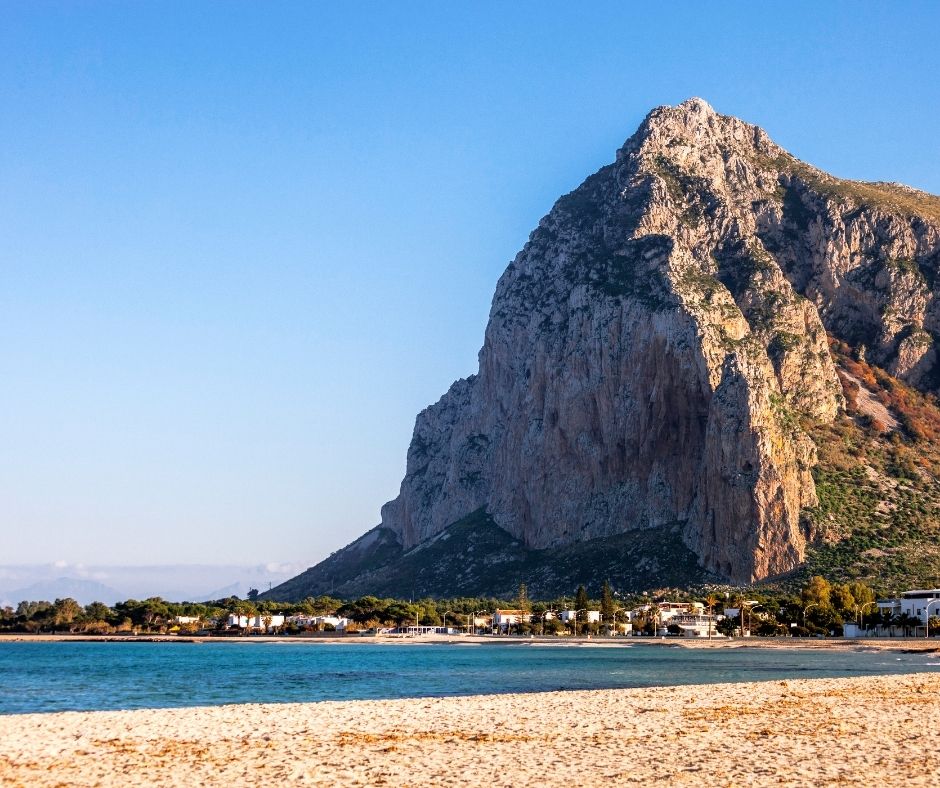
[{"left": 271, "top": 99, "right": 940, "bottom": 598}]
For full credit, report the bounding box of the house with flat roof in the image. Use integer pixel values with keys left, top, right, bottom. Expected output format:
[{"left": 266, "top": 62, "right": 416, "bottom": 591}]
[
  {"left": 668, "top": 613, "right": 720, "bottom": 638},
  {"left": 493, "top": 609, "right": 532, "bottom": 632},
  {"left": 286, "top": 614, "right": 348, "bottom": 631},
  {"left": 899, "top": 589, "right": 940, "bottom": 623},
  {"left": 558, "top": 609, "right": 601, "bottom": 623}
]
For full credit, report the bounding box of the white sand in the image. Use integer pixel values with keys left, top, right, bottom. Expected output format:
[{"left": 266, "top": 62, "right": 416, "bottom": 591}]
[{"left": 1, "top": 672, "right": 939, "bottom": 786}]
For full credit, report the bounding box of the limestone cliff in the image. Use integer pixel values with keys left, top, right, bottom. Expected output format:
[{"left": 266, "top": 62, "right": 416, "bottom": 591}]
[{"left": 278, "top": 99, "right": 940, "bottom": 595}]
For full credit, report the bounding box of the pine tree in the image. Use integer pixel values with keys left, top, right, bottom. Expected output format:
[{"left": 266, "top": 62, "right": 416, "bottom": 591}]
[
  {"left": 575, "top": 585, "right": 589, "bottom": 634},
  {"left": 575, "top": 585, "right": 589, "bottom": 612},
  {"left": 600, "top": 580, "right": 615, "bottom": 624},
  {"left": 516, "top": 583, "right": 530, "bottom": 613}
]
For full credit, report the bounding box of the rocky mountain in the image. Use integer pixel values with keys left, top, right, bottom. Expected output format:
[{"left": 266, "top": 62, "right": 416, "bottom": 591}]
[{"left": 269, "top": 98, "right": 940, "bottom": 600}]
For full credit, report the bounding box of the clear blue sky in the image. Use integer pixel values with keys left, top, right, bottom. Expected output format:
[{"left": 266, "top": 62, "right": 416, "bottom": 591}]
[{"left": 3, "top": 2, "right": 939, "bottom": 567}]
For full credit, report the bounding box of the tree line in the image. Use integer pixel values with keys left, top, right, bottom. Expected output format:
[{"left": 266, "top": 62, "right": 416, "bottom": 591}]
[{"left": 1, "top": 576, "right": 936, "bottom": 636}]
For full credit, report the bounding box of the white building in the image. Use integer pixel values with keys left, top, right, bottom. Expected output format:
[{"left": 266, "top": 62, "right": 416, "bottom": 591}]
[
  {"left": 876, "top": 599, "right": 901, "bottom": 617},
  {"left": 249, "top": 614, "right": 285, "bottom": 631},
  {"left": 669, "top": 613, "right": 721, "bottom": 638},
  {"left": 286, "top": 615, "right": 348, "bottom": 631},
  {"left": 469, "top": 614, "right": 490, "bottom": 631},
  {"left": 557, "top": 609, "right": 601, "bottom": 627},
  {"left": 658, "top": 602, "right": 705, "bottom": 623},
  {"left": 173, "top": 616, "right": 201, "bottom": 625},
  {"left": 901, "top": 590, "right": 940, "bottom": 623},
  {"left": 878, "top": 590, "right": 940, "bottom": 624},
  {"left": 397, "top": 626, "right": 460, "bottom": 636},
  {"left": 493, "top": 609, "right": 532, "bottom": 632},
  {"left": 227, "top": 614, "right": 286, "bottom": 631}
]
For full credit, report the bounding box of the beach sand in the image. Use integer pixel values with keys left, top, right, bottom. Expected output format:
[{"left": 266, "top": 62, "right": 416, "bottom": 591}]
[{"left": 1, "top": 672, "right": 939, "bottom": 786}]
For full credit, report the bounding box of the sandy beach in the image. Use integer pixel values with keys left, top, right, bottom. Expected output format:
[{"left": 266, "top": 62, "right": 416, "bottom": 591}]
[{"left": 1, "top": 672, "right": 938, "bottom": 786}]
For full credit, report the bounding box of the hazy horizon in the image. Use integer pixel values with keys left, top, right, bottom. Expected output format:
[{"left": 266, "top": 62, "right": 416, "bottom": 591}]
[
  {"left": 0, "top": 561, "right": 307, "bottom": 606},
  {"left": 4, "top": 2, "right": 940, "bottom": 568}
]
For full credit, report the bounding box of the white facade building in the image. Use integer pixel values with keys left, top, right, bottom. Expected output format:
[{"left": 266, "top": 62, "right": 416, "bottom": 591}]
[
  {"left": 899, "top": 589, "right": 940, "bottom": 623},
  {"left": 286, "top": 615, "right": 348, "bottom": 631},
  {"left": 657, "top": 602, "right": 705, "bottom": 623},
  {"left": 227, "top": 614, "right": 286, "bottom": 631},
  {"left": 493, "top": 609, "right": 532, "bottom": 632},
  {"left": 669, "top": 614, "right": 720, "bottom": 638},
  {"left": 249, "top": 614, "right": 285, "bottom": 631}
]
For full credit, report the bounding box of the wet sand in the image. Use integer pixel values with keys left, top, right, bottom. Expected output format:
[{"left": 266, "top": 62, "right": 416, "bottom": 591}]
[{"left": 1, "top": 672, "right": 938, "bottom": 786}]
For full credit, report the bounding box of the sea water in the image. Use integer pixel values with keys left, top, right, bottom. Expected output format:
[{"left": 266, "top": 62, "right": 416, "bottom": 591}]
[{"left": 0, "top": 640, "right": 935, "bottom": 715}]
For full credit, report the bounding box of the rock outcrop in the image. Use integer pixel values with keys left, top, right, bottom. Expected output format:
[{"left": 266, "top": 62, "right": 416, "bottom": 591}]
[{"left": 275, "top": 99, "right": 940, "bottom": 595}]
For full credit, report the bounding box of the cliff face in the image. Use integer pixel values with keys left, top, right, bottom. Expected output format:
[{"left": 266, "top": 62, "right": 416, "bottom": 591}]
[
  {"left": 373, "top": 99, "right": 940, "bottom": 586},
  {"left": 266, "top": 99, "right": 940, "bottom": 602}
]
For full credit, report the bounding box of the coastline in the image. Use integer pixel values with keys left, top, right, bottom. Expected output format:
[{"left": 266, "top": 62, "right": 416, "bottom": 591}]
[
  {"left": 2, "top": 672, "right": 938, "bottom": 786},
  {"left": 2, "top": 631, "right": 940, "bottom": 652}
]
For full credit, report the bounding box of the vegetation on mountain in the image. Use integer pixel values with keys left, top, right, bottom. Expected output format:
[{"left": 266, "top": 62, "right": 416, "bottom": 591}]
[{"left": 785, "top": 341, "right": 940, "bottom": 592}]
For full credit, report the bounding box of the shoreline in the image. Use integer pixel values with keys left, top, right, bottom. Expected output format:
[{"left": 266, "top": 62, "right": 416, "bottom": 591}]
[
  {"left": 2, "top": 672, "right": 938, "bottom": 786},
  {"left": 2, "top": 631, "right": 940, "bottom": 652}
]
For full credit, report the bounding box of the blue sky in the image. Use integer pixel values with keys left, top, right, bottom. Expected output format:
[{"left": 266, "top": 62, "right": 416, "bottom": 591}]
[{"left": 2, "top": 2, "right": 939, "bottom": 568}]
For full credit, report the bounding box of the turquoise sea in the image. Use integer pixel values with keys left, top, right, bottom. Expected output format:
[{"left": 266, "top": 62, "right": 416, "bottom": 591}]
[{"left": 0, "top": 640, "right": 935, "bottom": 715}]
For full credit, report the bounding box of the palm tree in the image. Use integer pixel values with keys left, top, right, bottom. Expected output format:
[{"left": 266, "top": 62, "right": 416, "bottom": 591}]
[
  {"left": 877, "top": 609, "right": 894, "bottom": 635},
  {"left": 704, "top": 594, "right": 719, "bottom": 638},
  {"left": 895, "top": 612, "right": 919, "bottom": 637}
]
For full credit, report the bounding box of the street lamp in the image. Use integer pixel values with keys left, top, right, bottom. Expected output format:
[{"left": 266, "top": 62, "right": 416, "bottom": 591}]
[
  {"left": 541, "top": 609, "right": 556, "bottom": 637},
  {"left": 574, "top": 609, "right": 587, "bottom": 637},
  {"left": 803, "top": 602, "right": 820, "bottom": 634},
  {"left": 442, "top": 610, "right": 454, "bottom": 634},
  {"left": 741, "top": 601, "right": 759, "bottom": 638},
  {"left": 925, "top": 600, "right": 940, "bottom": 638},
  {"left": 467, "top": 610, "right": 487, "bottom": 636},
  {"left": 853, "top": 602, "right": 878, "bottom": 631}
]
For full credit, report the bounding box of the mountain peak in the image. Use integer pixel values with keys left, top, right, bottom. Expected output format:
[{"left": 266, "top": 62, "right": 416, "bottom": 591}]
[
  {"left": 618, "top": 98, "right": 771, "bottom": 163},
  {"left": 676, "top": 96, "right": 716, "bottom": 115},
  {"left": 272, "top": 101, "right": 940, "bottom": 599}
]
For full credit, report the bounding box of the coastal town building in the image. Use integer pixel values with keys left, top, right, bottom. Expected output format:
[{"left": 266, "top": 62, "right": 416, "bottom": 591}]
[
  {"left": 558, "top": 609, "right": 601, "bottom": 624},
  {"left": 469, "top": 615, "right": 490, "bottom": 633},
  {"left": 667, "top": 613, "right": 720, "bottom": 638},
  {"left": 226, "top": 614, "right": 286, "bottom": 632},
  {"left": 876, "top": 599, "right": 902, "bottom": 617},
  {"left": 629, "top": 602, "right": 715, "bottom": 637},
  {"left": 492, "top": 609, "right": 532, "bottom": 632},
  {"left": 898, "top": 589, "right": 940, "bottom": 623},
  {"left": 875, "top": 589, "right": 940, "bottom": 625},
  {"left": 395, "top": 626, "right": 460, "bottom": 636},
  {"left": 286, "top": 615, "right": 348, "bottom": 631},
  {"left": 845, "top": 589, "right": 940, "bottom": 637}
]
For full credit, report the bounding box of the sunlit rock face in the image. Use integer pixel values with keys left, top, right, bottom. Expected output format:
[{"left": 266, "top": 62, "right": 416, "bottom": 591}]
[{"left": 377, "top": 98, "right": 940, "bottom": 585}]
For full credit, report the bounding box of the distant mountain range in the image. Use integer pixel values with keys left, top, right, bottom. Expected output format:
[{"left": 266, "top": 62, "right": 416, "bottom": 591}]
[
  {"left": 2, "top": 577, "right": 126, "bottom": 607},
  {"left": 0, "top": 563, "right": 305, "bottom": 607}
]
